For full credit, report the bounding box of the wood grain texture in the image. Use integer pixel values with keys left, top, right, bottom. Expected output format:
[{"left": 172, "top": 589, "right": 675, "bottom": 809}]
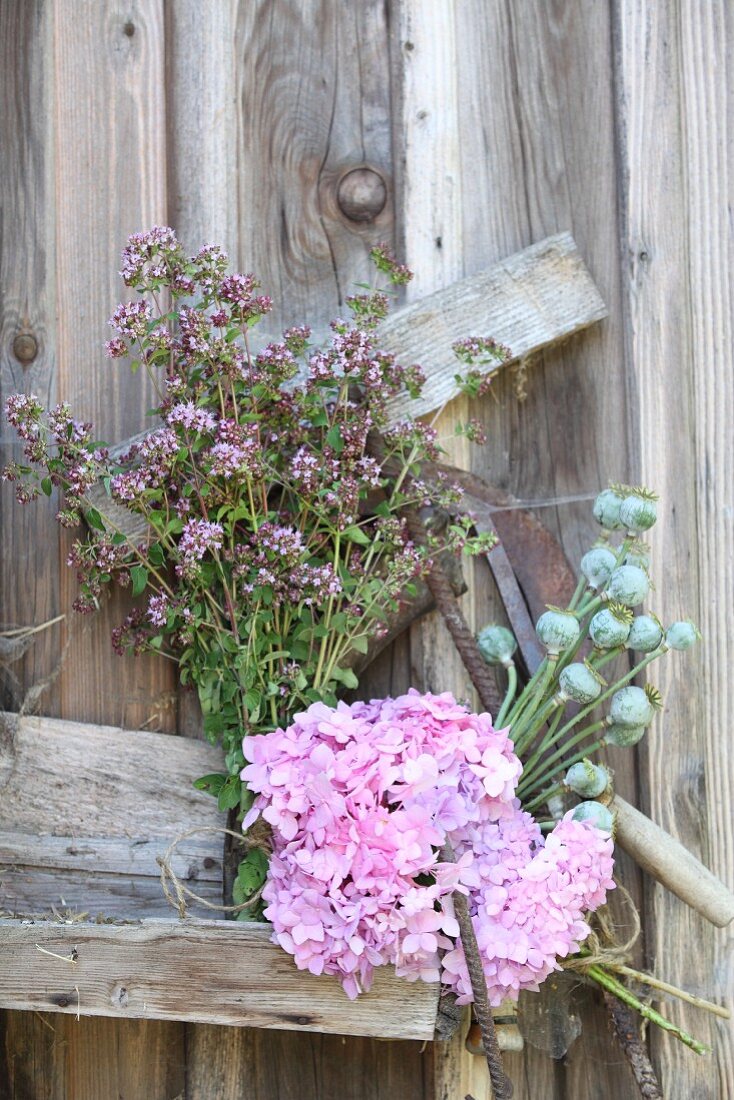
[
  {"left": 0, "top": 1013, "right": 184, "bottom": 1100},
  {"left": 0, "top": 4, "right": 185, "bottom": 1096},
  {"left": 54, "top": 0, "right": 175, "bottom": 735},
  {"left": 165, "top": 0, "right": 239, "bottom": 255},
  {"left": 0, "top": 919, "right": 440, "bottom": 1040},
  {"left": 614, "top": 1, "right": 734, "bottom": 1095},
  {"left": 0, "top": 714, "right": 224, "bottom": 839},
  {"left": 0, "top": 0, "right": 60, "bottom": 713},
  {"left": 0, "top": 715, "right": 226, "bottom": 919},
  {"left": 234, "top": 0, "right": 394, "bottom": 331},
  {"left": 382, "top": 233, "right": 607, "bottom": 423},
  {"left": 185, "top": 1025, "right": 430, "bottom": 1100}
]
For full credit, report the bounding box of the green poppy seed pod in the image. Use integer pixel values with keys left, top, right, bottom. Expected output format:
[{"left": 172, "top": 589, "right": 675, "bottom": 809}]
[
  {"left": 593, "top": 489, "right": 624, "bottom": 530},
  {"left": 605, "top": 722, "right": 647, "bottom": 747},
  {"left": 536, "top": 609, "right": 581, "bottom": 656},
  {"left": 609, "top": 685, "right": 654, "bottom": 728},
  {"left": 627, "top": 614, "right": 664, "bottom": 653},
  {"left": 606, "top": 564, "right": 650, "bottom": 608},
  {"left": 477, "top": 623, "right": 517, "bottom": 666},
  {"left": 571, "top": 801, "right": 614, "bottom": 832},
  {"left": 580, "top": 546, "right": 617, "bottom": 590},
  {"left": 619, "top": 493, "right": 658, "bottom": 533},
  {"left": 665, "top": 620, "right": 701, "bottom": 651},
  {"left": 559, "top": 662, "right": 603, "bottom": 704},
  {"left": 565, "top": 761, "right": 610, "bottom": 798},
  {"left": 589, "top": 607, "right": 631, "bottom": 649}
]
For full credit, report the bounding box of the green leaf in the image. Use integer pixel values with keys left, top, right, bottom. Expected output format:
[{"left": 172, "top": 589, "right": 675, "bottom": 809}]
[
  {"left": 148, "top": 543, "right": 165, "bottom": 567},
  {"left": 233, "top": 849, "right": 268, "bottom": 905},
  {"left": 343, "top": 525, "right": 370, "bottom": 546},
  {"left": 130, "top": 565, "right": 148, "bottom": 597},
  {"left": 349, "top": 634, "right": 369, "bottom": 655},
  {"left": 217, "top": 774, "right": 242, "bottom": 812},
  {"left": 41, "top": 477, "right": 53, "bottom": 497},
  {"left": 193, "top": 772, "right": 226, "bottom": 797},
  {"left": 331, "top": 666, "right": 359, "bottom": 690},
  {"left": 326, "top": 424, "right": 344, "bottom": 453},
  {"left": 85, "top": 506, "right": 106, "bottom": 532}
]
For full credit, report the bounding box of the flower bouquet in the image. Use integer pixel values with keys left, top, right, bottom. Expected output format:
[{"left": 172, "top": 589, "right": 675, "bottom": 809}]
[{"left": 4, "top": 228, "right": 729, "bottom": 1097}]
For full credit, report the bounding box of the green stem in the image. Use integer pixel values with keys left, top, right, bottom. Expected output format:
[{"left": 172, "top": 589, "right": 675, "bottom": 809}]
[
  {"left": 567, "top": 576, "right": 587, "bottom": 611},
  {"left": 506, "top": 656, "right": 551, "bottom": 729},
  {"left": 517, "top": 723, "right": 608, "bottom": 797},
  {"left": 536, "top": 648, "right": 663, "bottom": 753},
  {"left": 512, "top": 692, "right": 562, "bottom": 756},
  {"left": 589, "top": 645, "right": 626, "bottom": 670},
  {"left": 495, "top": 663, "right": 517, "bottom": 728},
  {"left": 508, "top": 655, "right": 554, "bottom": 734},
  {"left": 518, "top": 706, "right": 566, "bottom": 777},
  {"left": 600, "top": 962, "right": 731, "bottom": 1020},
  {"left": 523, "top": 782, "right": 564, "bottom": 814},
  {"left": 521, "top": 736, "right": 609, "bottom": 799},
  {"left": 585, "top": 965, "right": 710, "bottom": 1056}
]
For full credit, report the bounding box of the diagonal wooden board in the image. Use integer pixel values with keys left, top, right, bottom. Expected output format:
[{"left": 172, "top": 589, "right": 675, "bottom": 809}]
[{"left": 382, "top": 231, "right": 606, "bottom": 423}]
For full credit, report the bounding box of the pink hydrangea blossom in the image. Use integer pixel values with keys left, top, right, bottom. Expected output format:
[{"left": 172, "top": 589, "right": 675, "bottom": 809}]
[{"left": 243, "top": 689, "right": 615, "bottom": 1002}]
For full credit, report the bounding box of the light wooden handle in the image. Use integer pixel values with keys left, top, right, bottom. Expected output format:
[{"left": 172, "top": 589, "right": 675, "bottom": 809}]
[{"left": 612, "top": 794, "right": 734, "bottom": 927}]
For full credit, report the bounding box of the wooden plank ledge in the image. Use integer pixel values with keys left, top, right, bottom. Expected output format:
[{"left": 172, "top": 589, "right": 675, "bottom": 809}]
[{"left": 0, "top": 918, "right": 441, "bottom": 1039}]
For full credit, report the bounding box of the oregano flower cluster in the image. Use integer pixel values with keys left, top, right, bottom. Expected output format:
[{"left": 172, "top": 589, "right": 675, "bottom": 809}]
[{"left": 2, "top": 227, "right": 501, "bottom": 827}]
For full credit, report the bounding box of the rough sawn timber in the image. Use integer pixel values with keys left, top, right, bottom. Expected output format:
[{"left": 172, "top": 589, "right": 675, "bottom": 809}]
[
  {"left": 0, "top": 919, "right": 440, "bottom": 1040},
  {"left": 383, "top": 231, "right": 607, "bottom": 423},
  {"left": 0, "top": 715, "right": 225, "bottom": 919}
]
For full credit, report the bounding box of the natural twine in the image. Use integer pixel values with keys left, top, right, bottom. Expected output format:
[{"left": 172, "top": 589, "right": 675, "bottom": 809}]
[
  {"left": 156, "top": 824, "right": 271, "bottom": 919},
  {"left": 562, "top": 882, "right": 641, "bottom": 973}
]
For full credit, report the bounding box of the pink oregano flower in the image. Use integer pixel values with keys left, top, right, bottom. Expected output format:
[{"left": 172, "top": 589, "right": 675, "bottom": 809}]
[{"left": 242, "top": 689, "right": 614, "bottom": 1003}]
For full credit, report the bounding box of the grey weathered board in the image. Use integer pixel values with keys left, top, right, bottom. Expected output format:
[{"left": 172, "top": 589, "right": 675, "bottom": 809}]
[
  {"left": 0, "top": 715, "right": 224, "bottom": 919},
  {"left": 381, "top": 232, "right": 606, "bottom": 422},
  {"left": 0, "top": 919, "right": 440, "bottom": 1039}
]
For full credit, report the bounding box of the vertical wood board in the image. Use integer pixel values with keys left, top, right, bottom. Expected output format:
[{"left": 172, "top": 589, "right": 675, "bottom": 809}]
[{"left": 614, "top": 1, "right": 734, "bottom": 1095}]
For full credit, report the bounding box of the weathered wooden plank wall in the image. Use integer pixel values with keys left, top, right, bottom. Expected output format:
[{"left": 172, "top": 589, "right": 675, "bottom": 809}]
[{"left": 0, "top": 2, "right": 731, "bottom": 1098}]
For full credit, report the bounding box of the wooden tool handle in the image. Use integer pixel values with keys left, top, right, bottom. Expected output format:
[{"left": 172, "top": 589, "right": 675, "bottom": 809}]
[{"left": 612, "top": 794, "right": 734, "bottom": 928}]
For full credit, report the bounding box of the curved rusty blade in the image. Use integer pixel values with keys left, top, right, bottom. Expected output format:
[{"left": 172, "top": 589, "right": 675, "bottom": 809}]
[{"left": 439, "top": 466, "right": 576, "bottom": 677}]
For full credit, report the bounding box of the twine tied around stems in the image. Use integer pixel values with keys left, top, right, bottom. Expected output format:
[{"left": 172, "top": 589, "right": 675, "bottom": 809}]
[
  {"left": 156, "top": 824, "right": 271, "bottom": 919},
  {"left": 562, "top": 883, "right": 641, "bottom": 973}
]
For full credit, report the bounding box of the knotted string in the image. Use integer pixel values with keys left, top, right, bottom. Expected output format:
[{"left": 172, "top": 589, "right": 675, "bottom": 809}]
[{"left": 156, "top": 824, "right": 271, "bottom": 919}]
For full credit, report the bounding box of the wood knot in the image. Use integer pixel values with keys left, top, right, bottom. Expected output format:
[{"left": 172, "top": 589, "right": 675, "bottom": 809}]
[
  {"left": 13, "top": 332, "right": 38, "bottom": 366},
  {"left": 336, "top": 167, "right": 387, "bottom": 223}
]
